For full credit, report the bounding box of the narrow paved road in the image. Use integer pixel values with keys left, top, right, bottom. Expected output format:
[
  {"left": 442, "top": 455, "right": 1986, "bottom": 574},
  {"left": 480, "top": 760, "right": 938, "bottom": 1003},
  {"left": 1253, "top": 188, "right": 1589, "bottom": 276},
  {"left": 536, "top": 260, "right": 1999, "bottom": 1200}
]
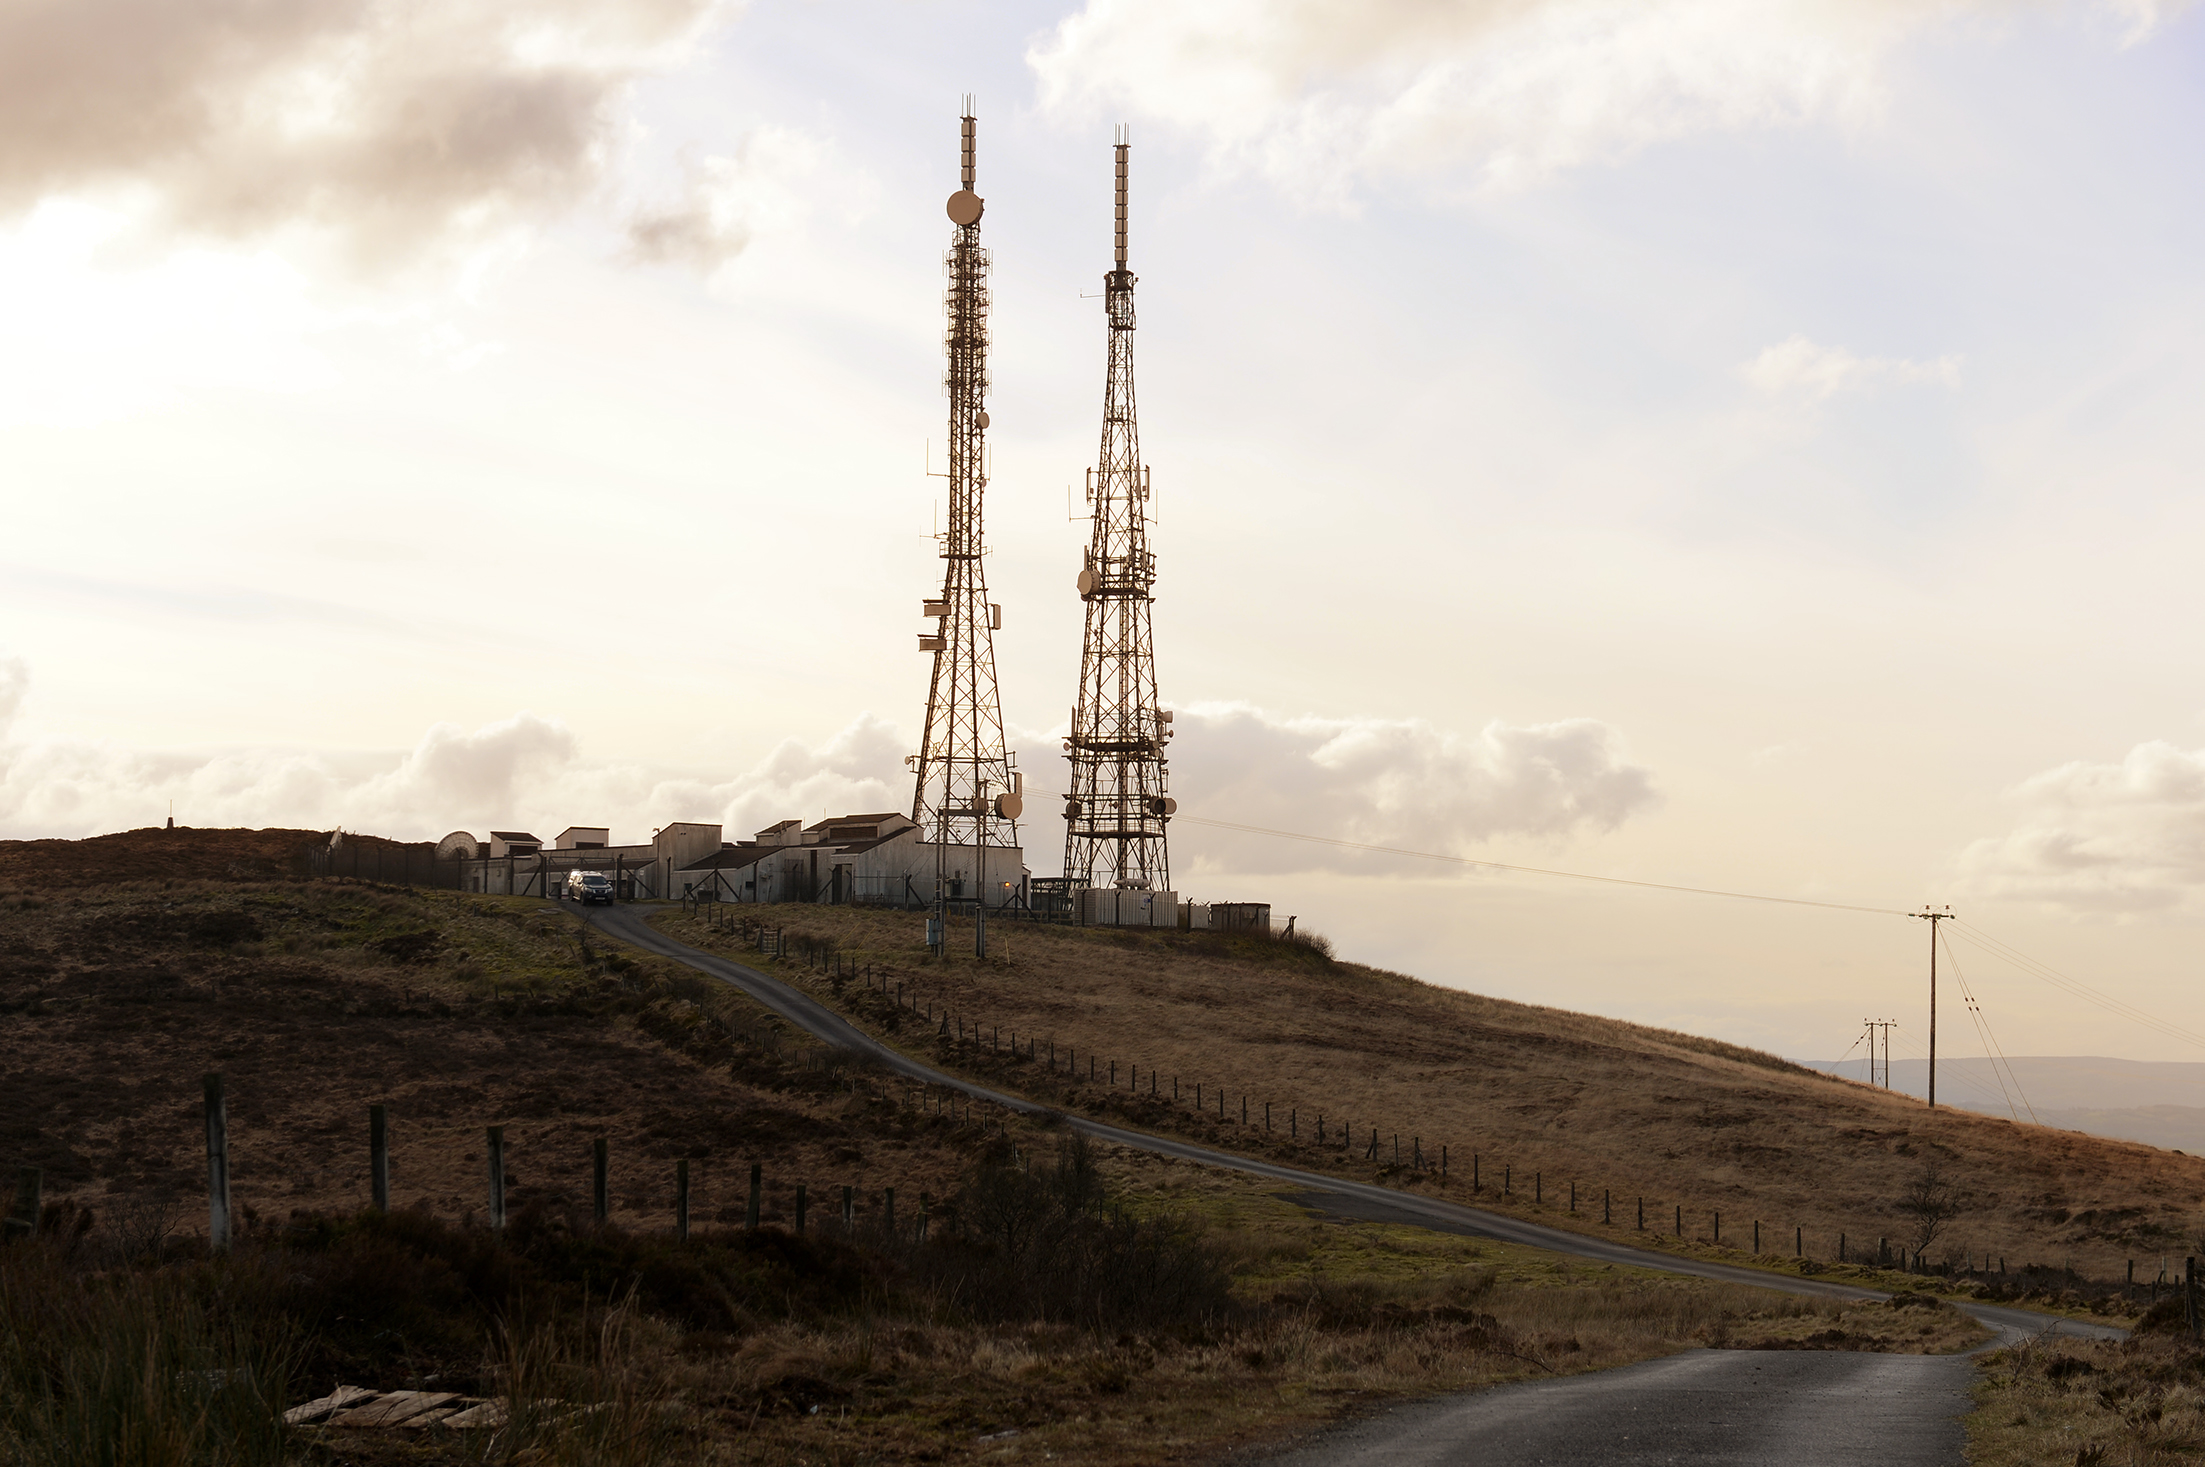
[
  {"left": 1260, "top": 1347, "right": 1984, "bottom": 1467},
  {"left": 586, "top": 904, "right": 2121, "bottom": 1464},
  {"left": 586, "top": 905, "right": 2116, "bottom": 1336}
]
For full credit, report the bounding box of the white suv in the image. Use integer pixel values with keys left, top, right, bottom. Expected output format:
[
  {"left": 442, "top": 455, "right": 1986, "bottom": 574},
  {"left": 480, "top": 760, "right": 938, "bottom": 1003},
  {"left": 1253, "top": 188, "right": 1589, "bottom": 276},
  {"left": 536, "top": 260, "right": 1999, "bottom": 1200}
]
[{"left": 564, "top": 871, "right": 615, "bottom": 905}]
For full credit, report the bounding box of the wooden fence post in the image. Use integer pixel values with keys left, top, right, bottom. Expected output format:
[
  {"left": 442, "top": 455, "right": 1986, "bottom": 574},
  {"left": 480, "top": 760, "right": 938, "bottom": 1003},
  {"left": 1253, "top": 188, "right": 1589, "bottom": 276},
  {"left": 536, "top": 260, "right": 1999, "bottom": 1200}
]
[
  {"left": 204, "top": 1074, "right": 230, "bottom": 1252},
  {"left": 796, "top": 1184, "right": 808, "bottom": 1234},
  {"left": 747, "top": 1163, "right": 762, "bottom": 1230},
  {"left": 6, "top": 1166, "right": 42, "bottom": 1241},
  {"left": 369, "top": 1104, "right": 389, "bottom": 1214},
  {"left": 676, "top": 1161, "right": 690, "bottom": 1242},
  {"left": 884, "top": 1187, "right": 896, "bottom": 1235},
  {"left": 486, "top": 1126, "right": 506, "bottom": 1233},
  {"left": 2189, "top": 1256, "right": 2200, "bottom": 1340},
  {"left": 593, "top": 1138, "right": 609, "bottom": 1224},
  {"left": 842, "top": 1185, "right": 854, "bottom": 1228}
]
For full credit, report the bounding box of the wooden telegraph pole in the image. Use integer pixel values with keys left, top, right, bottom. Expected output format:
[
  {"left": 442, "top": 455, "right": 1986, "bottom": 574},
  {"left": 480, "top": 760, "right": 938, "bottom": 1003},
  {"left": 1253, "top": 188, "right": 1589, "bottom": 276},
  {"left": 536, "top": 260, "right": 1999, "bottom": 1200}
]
[{"left": 1911, "top": 907, "right": 1953, "bottom": 1108}]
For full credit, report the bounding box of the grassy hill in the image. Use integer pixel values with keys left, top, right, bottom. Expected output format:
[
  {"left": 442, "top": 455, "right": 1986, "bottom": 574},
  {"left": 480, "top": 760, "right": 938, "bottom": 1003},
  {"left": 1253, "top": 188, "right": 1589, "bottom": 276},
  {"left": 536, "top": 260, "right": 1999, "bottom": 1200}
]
[
  {"left": 665, "top": 902, "right": 2205, "bottom": 1284},
  {"left": 0, "top": 827, "right": 2171, "bottom": 1464},
  {"left": 0, "top": 833, "right": 1988, "bottom": 1466}
]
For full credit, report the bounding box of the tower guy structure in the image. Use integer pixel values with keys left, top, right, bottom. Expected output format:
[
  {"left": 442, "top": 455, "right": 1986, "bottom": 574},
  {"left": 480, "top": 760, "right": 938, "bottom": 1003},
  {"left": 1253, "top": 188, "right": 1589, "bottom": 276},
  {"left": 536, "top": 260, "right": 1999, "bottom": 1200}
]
[
  {"left": 912, "top": 102, "right": 1021, "bottom": 951},
  {"left": 1063, "top": 130, "right": 1173, "bottom": 892}
]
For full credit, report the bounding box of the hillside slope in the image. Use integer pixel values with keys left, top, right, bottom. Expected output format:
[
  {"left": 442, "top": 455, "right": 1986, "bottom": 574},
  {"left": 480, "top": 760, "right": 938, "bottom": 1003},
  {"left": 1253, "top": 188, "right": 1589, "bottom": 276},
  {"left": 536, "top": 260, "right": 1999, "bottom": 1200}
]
[{"left": 663, "top": 904, "right": 2205, "bottom": 1282}]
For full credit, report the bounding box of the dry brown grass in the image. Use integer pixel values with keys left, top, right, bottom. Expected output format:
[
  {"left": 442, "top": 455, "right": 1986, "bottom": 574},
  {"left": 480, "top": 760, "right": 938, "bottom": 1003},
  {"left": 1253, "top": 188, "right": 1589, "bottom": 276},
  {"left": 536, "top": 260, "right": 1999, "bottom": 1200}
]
[
  {"left": 1969, "top": 1303, "right": 2205, "bottom": 1466},
  {"left": 658, "top": 904, "right": 2205, "bottom": 1291},
  {"left": 621, "top": 1159, "right": 1987, "bottom": 1466},
  {"left": 0, "top": 880, "right": 979, "bottom": 1238}
]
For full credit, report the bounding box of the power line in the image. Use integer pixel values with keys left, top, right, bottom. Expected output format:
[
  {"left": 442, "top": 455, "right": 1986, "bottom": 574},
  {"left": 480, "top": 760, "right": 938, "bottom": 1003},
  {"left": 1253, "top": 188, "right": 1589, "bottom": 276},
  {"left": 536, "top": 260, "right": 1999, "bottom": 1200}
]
[
  {"left": 1038, "top": 789, "right": 2197, "bottom": 1064},
  {"left": 1023, "top": 791, "right": 1913, "bottom": 917},
  {"left": 1938, "top": 927, "right": 2038, "bottom": 1125},
  {"left": 1952, "top": 922, "right": 2205, "bottom": 1054}
]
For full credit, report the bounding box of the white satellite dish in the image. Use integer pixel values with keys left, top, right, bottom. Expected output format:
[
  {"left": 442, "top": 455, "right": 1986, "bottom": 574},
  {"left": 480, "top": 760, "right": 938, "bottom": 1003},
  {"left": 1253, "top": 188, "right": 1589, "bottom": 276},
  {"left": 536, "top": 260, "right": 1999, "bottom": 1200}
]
[
  {"left": 1076, "top": 568, "right": 1097, "bottom": 595},
  {"left": 994, "top": 792, "right": 1024, "bottom": 820},
  {"left": 978, "top": 411, "right": 990, "bottom": 429},
  {"left": 947, "top": 190, "right": 984, "bottom": 225}
]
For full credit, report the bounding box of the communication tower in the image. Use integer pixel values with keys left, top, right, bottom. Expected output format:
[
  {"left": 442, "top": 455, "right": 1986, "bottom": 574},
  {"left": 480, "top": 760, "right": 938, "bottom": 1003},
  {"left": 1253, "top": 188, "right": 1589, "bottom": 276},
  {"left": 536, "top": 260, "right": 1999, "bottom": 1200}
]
[
  {"left": 911, "top": 101, "right": 1021, "bottom": 952},
  {"left": 1063, "top": 130, "right": 1173, "bottom": 891}
]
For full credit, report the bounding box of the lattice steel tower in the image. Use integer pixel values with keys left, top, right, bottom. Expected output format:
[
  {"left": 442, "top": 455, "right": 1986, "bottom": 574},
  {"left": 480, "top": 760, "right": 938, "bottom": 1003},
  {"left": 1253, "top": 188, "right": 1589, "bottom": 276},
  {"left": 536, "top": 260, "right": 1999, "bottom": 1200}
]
[
  {"left": 912, "top": 103, "right": 1021, "bottom": 942},
  {"left": 1063, "top": 131, "right": 1172, "bottom": 891}
]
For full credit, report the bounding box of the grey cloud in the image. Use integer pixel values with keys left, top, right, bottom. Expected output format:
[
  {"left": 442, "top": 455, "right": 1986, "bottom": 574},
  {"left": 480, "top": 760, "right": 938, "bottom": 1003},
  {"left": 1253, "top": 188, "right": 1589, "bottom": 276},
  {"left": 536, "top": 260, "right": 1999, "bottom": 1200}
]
[
  {"left": 0, "top": 0, "right": 724, "bottom": 269},
  {"left": 1959, "top": 740, "right": 2205, "bottom": 913},
  {"left": 0, "top": 691, "right": 903, "bottom": 848},
  {"left": 1027, "top": 703, "right": 1656, "bottom": 877}
]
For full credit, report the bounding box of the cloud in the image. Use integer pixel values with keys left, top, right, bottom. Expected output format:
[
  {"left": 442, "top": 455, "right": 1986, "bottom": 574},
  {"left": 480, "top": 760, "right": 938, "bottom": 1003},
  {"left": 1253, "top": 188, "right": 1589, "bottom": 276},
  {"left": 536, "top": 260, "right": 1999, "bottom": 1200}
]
[
  {"left": 0, "top": 658, "right": 25, "bottom": 739},
  {"left": 1958, "top": 740, "right": 2205, "bottom": 912},
  {"left": 1028, "top": 0, "right": 2175, "bottom": 200},
  {"left": 0, "top": 661, "right": 905, "bottom": 847},
  {"left": 624, "top": 126, "right": 832, "bottom": 275},
  {"left": 0, "top": 0, "right": 727, "bottom": 270},
  {"left": 1742, "top": 334, "right": 1962, "bottom": 400},
  {"left": 0, "top": 707, "right": 581, "bottom": 838},
  {"left": 1088, "top": 703, "right": 1656, "bottom": 875}
]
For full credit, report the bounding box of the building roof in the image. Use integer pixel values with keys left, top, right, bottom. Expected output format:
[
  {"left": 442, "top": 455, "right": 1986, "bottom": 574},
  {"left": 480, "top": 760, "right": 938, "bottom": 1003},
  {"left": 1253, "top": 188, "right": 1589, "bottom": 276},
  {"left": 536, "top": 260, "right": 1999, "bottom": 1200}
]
[
  {"left": 680, "top": 846, "right": 778, "bottom": 872},
  {"left": 805, "top": 812, "right": 905, "bottom": 830},
  {"left": 489, "top": 831, "right": 540, "bottom": 842}
]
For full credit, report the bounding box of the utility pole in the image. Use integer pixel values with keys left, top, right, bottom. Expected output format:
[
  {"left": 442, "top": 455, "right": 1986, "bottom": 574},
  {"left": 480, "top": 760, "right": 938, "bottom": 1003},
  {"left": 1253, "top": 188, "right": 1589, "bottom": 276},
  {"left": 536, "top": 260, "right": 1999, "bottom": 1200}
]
[
  {"left": 1864, "top": 1019, "right": 1896, "bottom": 1088},
  {"left": 1911, "top": 907, "right": 1953, "bottom": 1108}
]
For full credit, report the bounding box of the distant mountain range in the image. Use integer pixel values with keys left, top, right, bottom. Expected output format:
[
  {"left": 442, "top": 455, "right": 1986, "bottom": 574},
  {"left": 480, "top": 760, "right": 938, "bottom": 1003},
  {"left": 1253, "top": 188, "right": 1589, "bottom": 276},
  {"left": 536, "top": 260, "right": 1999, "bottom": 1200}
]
[{"left": 1798, "top": 1056, "right": 2205, "bottom": 1154}]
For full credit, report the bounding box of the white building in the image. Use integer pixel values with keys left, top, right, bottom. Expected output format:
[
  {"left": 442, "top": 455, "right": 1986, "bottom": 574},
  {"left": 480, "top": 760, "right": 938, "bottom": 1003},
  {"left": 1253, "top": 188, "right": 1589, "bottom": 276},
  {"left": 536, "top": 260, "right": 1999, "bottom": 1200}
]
[{"left": 436, "top": 812, "right": 1028, "bottom": 908}]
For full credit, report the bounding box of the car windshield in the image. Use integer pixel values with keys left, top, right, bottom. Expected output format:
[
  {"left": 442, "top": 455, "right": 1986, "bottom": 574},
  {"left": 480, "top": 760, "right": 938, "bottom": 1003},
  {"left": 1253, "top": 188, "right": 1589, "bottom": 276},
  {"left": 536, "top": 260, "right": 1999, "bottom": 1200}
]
[{"left": 581, "top": 876, "right": 609, "bottom": 886}]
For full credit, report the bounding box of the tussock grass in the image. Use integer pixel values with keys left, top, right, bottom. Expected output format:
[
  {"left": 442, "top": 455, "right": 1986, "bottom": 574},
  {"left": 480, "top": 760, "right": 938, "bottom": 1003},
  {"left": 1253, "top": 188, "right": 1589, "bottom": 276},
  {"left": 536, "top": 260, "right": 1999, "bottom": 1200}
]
[
  {"left": 1970, "top": 1299, "right": 2205, "bottom": 1467},
  {"left": 665, "top": 904, "right": 2205, "bottom": 1291}
]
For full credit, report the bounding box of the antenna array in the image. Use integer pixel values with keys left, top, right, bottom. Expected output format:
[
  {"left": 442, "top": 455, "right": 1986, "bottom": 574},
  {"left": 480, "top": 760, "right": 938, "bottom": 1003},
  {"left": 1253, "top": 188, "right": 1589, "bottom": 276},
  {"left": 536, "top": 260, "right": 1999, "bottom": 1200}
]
[
  {"left": 911, "top": 103, "right": 1021, "bottom": 945},
  {"left": 1062, "top": 131, "right": 1173, "bottom": 891}
]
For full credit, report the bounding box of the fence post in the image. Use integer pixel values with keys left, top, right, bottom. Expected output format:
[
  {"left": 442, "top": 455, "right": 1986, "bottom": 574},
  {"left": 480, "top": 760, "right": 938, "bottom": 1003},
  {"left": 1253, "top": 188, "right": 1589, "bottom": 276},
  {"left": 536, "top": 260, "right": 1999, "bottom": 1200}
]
[
  {"left": 2189, "top": 1256, "right": 2200, "bottom": 1340},
  {"left": 6, "top": 1166, "right": 42, "bottom": 1240},
  {"left": 796, "top": 1184, "right": 808, "bottom": 1234},
  {"left": 369, "top": 1104, "right": 389, "bottom": 1214},
  {"left": 486, "top": 1126, "right": 506, "bottom": 1233},
  {"left": 884, "top": 1187, "right": 896, "bottom": 1235},
  {"left": 676, "top": 1161, "right": 691, "bottom": 1242},
  {"left": 593, "top": 1138, "right": 609, "bottom": 1225},
  {"left": 204, "top": 1074, "right": 230, "bottom": 1252},
  {"left": 842, "top": 1185, "right": 854, "bottom": 1228},
  {"left": 748, "top": 1163, "right": 762, "bottom": 1230}
]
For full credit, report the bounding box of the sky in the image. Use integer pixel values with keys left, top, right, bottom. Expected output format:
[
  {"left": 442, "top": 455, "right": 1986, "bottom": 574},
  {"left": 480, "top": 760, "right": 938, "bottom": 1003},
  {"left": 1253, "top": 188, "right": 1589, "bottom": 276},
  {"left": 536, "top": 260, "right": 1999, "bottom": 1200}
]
[{"left": 5, "top": 0, "right": 2205, "bottom": 1068}]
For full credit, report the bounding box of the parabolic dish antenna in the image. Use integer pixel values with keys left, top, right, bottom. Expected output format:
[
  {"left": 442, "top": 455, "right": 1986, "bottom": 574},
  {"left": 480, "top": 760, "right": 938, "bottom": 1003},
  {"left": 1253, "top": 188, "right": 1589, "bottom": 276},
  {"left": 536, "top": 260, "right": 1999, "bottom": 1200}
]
[
  {"left": 978, "top": 411, "right": 990, "bottom": 429},
  {"left": 947, "top": 190, "right": 984, "bottom": 225},
  {"left": 1076, "top": 568, "right": 1098, "bottom": 595}
]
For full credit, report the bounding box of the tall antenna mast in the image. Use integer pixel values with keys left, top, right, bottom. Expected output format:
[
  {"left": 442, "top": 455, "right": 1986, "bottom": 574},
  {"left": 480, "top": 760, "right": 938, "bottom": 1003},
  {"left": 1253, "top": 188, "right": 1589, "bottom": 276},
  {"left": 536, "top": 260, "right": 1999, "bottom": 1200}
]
[
  {"left": 912, "top": 99, "right": 1021, "bottom": 955},
  {"left": 1064, "top": 127, "right": 1173, "bottom": 892}
]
